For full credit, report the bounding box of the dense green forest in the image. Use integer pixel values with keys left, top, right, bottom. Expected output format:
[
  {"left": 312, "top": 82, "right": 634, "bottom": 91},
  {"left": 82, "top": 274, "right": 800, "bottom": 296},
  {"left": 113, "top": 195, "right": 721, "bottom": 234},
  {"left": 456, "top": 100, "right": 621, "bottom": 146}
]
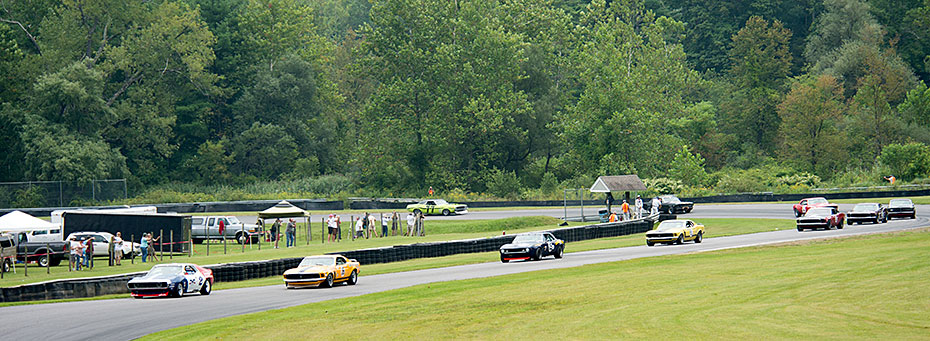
[{"left": 2, "top": 0, "right": 930, "bottom": 202}]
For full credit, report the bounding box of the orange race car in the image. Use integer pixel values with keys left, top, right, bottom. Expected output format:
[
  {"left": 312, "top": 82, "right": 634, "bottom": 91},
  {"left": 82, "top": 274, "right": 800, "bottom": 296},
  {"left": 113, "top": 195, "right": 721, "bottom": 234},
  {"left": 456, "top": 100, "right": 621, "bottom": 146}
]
[{"left": 283, "top": 255, "right": 360, "bottom": 288}]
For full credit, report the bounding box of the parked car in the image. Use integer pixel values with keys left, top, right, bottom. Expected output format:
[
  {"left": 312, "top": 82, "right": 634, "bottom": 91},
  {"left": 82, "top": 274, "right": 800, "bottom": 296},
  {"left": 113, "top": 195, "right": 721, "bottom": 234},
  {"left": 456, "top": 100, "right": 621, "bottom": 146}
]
[
  {"left": 792, "top": 197, "right": 838, "bottom": 217},
  {"left": 191, "top": 216, "right": 261, "bottom": 244},
  {"left": 658, "top": 195, "right": 694, "bottom": 214},
  {"left": 128, "top": 263, "right": 213, "bottom": 298},
  {"left": 66, "top": 232, "right": 141, "bottom": 259},
  {"left": 283, "top": 255, "right": 360, "bottom": 288},
  {"left": 646, "top": 219, "right": 705, "bottom": 246},
  {"left": 406, "top": 199, "right": 468, "bottom": 216},
  {"left": 0, "top": 234, "right": 15, "bottom": 273},
  {"left": 499, "top": 232, "right": 564, "bottom": 262},
  {"left": 0, "top": 232, "right": 69, "bottom": 268},
  {"left": 846, "top": 203, "right": 888, "bottom": 224},
  {"left": 796, "top": 207, "right": 845, "bottom": 231},
  {"left": 887, "top": 198, "right": 916, "bottom": 219}
]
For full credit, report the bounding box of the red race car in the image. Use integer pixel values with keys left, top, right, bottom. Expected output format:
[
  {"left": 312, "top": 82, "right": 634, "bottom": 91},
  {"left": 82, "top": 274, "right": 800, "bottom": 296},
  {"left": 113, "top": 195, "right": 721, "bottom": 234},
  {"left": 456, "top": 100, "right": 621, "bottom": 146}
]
[
  {"left": 792, "top": 197, "right": 838, "bottom": 217},
  {"left": 796, "top": 207, "right": 846, "bottom": 231}
]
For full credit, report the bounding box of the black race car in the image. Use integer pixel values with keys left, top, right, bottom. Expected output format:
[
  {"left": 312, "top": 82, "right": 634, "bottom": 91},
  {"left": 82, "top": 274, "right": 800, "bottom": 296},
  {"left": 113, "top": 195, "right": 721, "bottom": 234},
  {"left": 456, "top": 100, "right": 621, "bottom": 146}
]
[
  {"left": 659, "top": 195, "right": 693, "bottom": 214},
  {"left": 846, "top": 203, "right": 887, "bottom": 224},
  {"left": 887, "top": 198, "right": 917, "bottom": 219},
  {"left": 499, "top": 232, "right": 564, "bottom": 262}
]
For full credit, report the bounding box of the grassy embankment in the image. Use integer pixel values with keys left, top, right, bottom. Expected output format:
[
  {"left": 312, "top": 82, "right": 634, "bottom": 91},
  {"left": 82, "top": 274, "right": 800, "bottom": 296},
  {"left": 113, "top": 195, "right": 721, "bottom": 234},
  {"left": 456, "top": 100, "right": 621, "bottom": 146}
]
[{"left": 148, "top": 229, "right": 930, "bottom": 340}]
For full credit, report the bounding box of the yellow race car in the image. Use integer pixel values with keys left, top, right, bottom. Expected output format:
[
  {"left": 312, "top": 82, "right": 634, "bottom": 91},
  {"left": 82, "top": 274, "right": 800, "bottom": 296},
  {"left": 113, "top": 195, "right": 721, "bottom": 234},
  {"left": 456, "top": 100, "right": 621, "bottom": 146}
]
[
  {"left": 283, "top": 255, "right": 360, "bottom": 288},
  {"left": 646, "top": 219, "right": 704, "bottom": 246}
]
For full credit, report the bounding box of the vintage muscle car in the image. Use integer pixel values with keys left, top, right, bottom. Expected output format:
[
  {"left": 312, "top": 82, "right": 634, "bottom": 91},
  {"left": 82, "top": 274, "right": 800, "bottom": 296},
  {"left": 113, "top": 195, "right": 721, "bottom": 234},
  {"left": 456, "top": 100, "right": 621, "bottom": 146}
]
[
  {"left": 658, "top": 195, "right": 694, "bottom": 214},
  {"left": 796, "top": 207, "right": 845, "bottom": 231},
  {"left": 792, "top": 197, "right": 838, "bottom": 217},
  {"left": 283, "top": 255, "right": 360, "bottom": 288},
  {"left": 846, "top": 203, "right": 888, "bottom": 224},
  {"left": 887, "top": 198, "right": 916, "bottom": 219},
  {"left": 406, "top": 199, "right": 468, "bottom": 216},
  {"left": 128, "top": 263, "right": 213, "bottom": 298},
  {"left": 646, "top": 219, "right": 704, "bottom": 246},
  {"left": 499, "top": 232, "right": 564, "bottom": 262}
]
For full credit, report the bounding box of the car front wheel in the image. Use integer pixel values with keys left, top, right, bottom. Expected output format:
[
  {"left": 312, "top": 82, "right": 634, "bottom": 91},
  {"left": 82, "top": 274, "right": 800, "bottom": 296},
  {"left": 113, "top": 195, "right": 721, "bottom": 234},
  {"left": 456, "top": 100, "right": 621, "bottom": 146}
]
[
  {"left": 413, "top": 209, "right": 422, "bottom": 215},
  {"left": 442, "top": 209, "right": 451, "bottom": 216},
  {"left": 322, "top": 274, "right": 334, "bottom": 288},
  {"left": 554, "top": 246, "right": 563, "bottom": 259},
  {"left": 646, "top": 240, "right": 654, "bottom": 247},
  {"left": 676, "top": 234, "right": 684, "bottom": 245},
  {"left": 173, "top": 283, "right": 185, "bottom": 298},
  {"left": 694, "top": 231, "right": 703, "bottom": 243},
  {"left": 347, "top": 270, "right": 358, "bottom": 285},
  {"left": 532, "top": 248, "right": 542, "bottom": 261},
  {"left": 500, "top": 254, "right": 509, "bottom": 263}
]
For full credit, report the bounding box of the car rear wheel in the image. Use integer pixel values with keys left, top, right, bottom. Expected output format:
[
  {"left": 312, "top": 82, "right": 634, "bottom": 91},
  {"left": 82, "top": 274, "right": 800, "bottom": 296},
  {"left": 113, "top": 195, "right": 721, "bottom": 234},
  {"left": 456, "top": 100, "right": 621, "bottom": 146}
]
[
  {"left": 200, "top": 280, "right": 212, "bottom": 295},
  {"left": 347, "top": 270, "right": 358, "bottom": 285},
  {"left": 37, "top": 254, "right": 50, "bottom": 267},
  {"left": 236, "top": 233, "right": 247, "bottom": 244},
  {"left": 322, "top": 274, "right": 334, "bottom": 288},
  {"left": 442, "top": 209, "right": 451, "bottom": 216},
  {"left": 676, "top": 234, "right": 684, "bottom": 245},
  {"left": 694, "top": 232, "right": 703, "bottom": 243},
  {"left": 1, "top": 259, "right": 11, "bottom": 273}
]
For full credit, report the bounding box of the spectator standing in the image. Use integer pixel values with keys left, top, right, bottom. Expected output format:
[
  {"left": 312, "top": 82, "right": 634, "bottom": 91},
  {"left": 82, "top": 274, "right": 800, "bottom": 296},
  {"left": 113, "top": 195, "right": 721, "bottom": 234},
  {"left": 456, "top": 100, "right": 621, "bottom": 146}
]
[
  {"left": 285, "top": 219, "right": 296, "bottom": 247},
  {"left": 140, "top": 234, "right": 149, "bottom": 263},
  {"left": 327, "top": 214, "right": 336, "bottom": 242},
  {"left": 69, "top": 236, "right": 82, "bottom": 271},
  {"left": 381, "top": 213, "right": 388, "bottom": 238},
  {"left": 108, "top": 235, "right": 115, "bottom": 266},
  {"left": 884, "top": 175, "right": 896, "bottom": 185},
  {"left": 391, "top": 211, "right": 399, "bottom": 236},
  {"left": 113, "top": 232, "right": 124, "bottom": 265},
  {"left": 406, "top": 213, "right": 415, "bottom": 236},
  {"left": 148, "top": 233, "right": 161, "bottom": 262},
  {"left": 256, "top": 219, "right": 265, "bottom": 241},
  {"left": 271, "top": 219, "right": 281, "bottom": 245},
  {"left": 362, "top": 213, "right": 370, "bottom": 239},
  {"left": 335, "top": 215, "right": 342, "bottom": 241},
  {"left": 635, "top": 195, "right": 643, "bottom": 219},
  {"left": 84, "top": 236, "right": 94, "bottom": 269},
  {"left": 368, "top": 214, "right": 379, "bottom": 238},
  {"left": 355, "top": 217, "right": 365, "bottom": 238},
  {"left": 651, "top": 197, "right": 661, "bottom": 216},
  {"left": 428, "top": 186, "right": 434, "bottom": 196},
  {"left": 621, "top": 200, "right": 630, "bottom": 221}
]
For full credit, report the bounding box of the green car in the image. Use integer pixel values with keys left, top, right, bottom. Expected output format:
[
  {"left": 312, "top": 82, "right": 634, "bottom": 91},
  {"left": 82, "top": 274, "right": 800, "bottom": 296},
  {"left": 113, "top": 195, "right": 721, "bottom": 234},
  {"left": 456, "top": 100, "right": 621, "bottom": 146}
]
[{"left": 406, "top": 199, "right": 469, "bottom": 216}]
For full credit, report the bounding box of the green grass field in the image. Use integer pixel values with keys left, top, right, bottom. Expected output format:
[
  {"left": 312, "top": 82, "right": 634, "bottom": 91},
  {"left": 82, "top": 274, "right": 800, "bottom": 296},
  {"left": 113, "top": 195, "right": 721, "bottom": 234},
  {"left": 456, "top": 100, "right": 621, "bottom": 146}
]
[{"left": 147, "top": 229, "right": 930, "bottom": 340}]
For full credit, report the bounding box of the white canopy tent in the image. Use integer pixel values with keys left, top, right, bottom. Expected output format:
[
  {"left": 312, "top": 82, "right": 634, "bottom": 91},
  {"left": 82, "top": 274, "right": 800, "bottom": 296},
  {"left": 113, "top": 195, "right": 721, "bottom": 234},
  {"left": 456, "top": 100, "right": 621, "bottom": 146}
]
[{"left": 0, "top": 211, "right": 59, "bottom": 233}]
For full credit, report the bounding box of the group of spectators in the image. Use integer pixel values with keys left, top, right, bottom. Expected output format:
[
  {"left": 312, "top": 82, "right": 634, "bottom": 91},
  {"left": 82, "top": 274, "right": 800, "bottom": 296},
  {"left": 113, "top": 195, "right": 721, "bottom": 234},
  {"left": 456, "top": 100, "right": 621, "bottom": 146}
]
[
  {"left": 354, "top": 211, "right": 425, "bottom": 239},
  {"left": 606, "top": 195, "right": 661, "bottom": 222},
  {"left": 264, "top": 218, "right": 298, "bottom": 248},
  {"left": 67, "top": 231, "right": 166, "bottom": 271}
]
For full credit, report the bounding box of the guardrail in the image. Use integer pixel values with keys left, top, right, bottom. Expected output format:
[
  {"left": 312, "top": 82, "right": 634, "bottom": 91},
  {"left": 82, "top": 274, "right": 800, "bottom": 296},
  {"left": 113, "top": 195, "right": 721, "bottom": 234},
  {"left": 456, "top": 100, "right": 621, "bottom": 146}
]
[{"left": 1, "top": 218, "right": 656, "bottom": 302}]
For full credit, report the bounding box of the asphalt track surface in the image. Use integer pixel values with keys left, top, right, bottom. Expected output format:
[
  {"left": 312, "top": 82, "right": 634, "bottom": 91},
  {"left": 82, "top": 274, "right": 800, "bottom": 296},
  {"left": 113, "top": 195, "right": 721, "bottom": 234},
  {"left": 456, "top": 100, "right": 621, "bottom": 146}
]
[{"left": 2, "top": 204, "right": 927, "bottom": 340}]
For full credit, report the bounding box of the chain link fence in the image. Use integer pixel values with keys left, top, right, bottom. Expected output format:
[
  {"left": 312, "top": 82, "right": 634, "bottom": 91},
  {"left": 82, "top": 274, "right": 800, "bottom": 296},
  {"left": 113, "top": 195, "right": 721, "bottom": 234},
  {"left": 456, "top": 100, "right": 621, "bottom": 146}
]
[{"left": 0, "top": 179, "right": 127, "bottom": 209}]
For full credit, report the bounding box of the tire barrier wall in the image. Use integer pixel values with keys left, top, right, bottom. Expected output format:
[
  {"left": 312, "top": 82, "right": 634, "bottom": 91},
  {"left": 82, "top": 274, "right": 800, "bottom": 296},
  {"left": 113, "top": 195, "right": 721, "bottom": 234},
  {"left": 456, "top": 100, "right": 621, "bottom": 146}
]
[{"left": 0, "top": 219, "right": 655, "bottom": 303}]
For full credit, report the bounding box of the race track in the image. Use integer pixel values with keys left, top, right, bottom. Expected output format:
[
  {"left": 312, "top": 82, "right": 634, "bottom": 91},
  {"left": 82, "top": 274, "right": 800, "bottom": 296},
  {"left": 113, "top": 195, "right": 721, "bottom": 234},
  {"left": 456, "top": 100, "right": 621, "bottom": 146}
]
[{"left": 1, "top": 204, "right": 927, "bottom": 340}]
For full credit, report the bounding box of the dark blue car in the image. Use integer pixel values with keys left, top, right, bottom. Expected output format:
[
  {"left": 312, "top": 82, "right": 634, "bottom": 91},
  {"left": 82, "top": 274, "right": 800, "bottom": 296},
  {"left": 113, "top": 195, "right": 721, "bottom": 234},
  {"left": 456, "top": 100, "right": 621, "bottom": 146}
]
[
  {"left": 127, "top": 263, "right": 213, "bottom": 298},
  {"left": 499, "top": 232, "right": 564, "bottom": 262}
]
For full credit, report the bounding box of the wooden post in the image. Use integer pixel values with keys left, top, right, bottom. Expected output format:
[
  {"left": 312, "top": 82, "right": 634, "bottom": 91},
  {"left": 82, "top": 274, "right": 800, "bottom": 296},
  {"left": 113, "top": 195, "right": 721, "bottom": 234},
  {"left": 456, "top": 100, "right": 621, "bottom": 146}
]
[
  {"left": 131, "top": 234, "right": 134, "bottom": 264},
  {"left": 351, "top": 215, "right": 355, "bottom": 241},
  {"left": 241, "top": 225, "right": 245, "bottom": 253},
  {"left": 170, "top": 230, "right": 174, "bottom": 260},
  {"left": 46, "top": 243, "right": 51, "bottom": 274},
  {"left": 1, "top": 246, "right": 4, "bottom": 279},
  {"left": 160, "top": 229, "right": 164, "bottom": 260},
  {"left": 321, "top": 217, "right": 324, "bottom": 244},
  {"left": 206, "top": 225, "right": 210, "bottom": 256},
  {"left": 223, "top": 232, "right": 227, "bottom": 255},
  {"left": 580, "top": 189, "right": 585, "bottom": 222}
]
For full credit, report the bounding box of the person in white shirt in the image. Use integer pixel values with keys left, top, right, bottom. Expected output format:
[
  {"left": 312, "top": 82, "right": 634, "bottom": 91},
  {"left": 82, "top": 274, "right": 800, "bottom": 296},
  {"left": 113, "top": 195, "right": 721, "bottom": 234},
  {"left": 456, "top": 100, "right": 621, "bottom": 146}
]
[
  {"left": 634, "top": 195, "right": 643, "bottom": 219},
  {"left": 406, "top": 213, "right": 415, "bottom": 236},
  {"left": 113, "top": 232, "right": 124, "bottom": 265},
  {"left": 651, "top": 197, "right": 661, "bottom": 216},
  {"left": 354, "top": 217, "right": 364, "bottom": 238}
]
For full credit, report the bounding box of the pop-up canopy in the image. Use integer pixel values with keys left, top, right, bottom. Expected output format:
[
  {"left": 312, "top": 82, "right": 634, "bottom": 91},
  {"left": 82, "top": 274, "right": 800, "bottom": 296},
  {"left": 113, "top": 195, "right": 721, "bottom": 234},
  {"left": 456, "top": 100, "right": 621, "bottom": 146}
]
[
  {"left": 0, "top": 210, "right": 59, "bottom": 232},
  {"left": 258, "top": 200, "right": 310, "bottom": 219},
  {"left": 589, "top": 175, "right": 647, "bottom": 192}
]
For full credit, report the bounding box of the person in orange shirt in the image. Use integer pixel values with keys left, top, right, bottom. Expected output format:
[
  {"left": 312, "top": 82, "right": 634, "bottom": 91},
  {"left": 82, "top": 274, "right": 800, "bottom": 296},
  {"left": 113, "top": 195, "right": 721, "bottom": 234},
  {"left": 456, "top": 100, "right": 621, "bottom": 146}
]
[
  {"left": 884, "top": 175, "right": 896, "bottom": 185},
  {"left": 621, "top": 200, "right": 630, "bottom": 220},
  {"left": 608, "top": 211, "right": 618, "bottom": 222}
]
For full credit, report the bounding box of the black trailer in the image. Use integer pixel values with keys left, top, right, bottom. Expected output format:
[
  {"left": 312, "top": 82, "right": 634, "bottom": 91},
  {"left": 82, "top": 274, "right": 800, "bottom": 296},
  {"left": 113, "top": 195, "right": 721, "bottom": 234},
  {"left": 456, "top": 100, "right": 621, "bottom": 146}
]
[{"left": 62, "top": 212, "right": 192, "bottom": 253}]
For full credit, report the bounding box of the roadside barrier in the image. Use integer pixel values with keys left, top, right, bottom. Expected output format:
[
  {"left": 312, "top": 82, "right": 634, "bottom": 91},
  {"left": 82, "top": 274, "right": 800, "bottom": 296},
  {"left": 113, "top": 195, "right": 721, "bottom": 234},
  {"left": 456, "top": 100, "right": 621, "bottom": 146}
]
[{"left": 0, "top": 218, "right": 654, "bottom": 302}]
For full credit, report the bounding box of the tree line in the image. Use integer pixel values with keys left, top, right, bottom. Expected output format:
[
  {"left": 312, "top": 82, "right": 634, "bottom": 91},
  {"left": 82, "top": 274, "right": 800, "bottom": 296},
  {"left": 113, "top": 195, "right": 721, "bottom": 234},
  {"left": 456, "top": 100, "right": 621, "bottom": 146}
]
[{"left": 1, "top": 0, "right": 930, "bottom": 199}]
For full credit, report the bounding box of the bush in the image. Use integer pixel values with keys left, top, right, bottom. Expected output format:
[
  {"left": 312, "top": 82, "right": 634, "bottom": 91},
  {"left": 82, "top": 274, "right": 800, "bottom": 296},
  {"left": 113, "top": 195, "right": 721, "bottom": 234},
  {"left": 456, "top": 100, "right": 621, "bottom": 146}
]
[
  {"left": 877, "top": 143, "right": 930, "bottom": 181},
  {"left": 539, "top": 172, "right": 558, "bottom": 193},
  {"left": 13, "top": 186, "right": 45, "bottom": 208},
  {"left": 713, "top": 169, "right": 770, "bottom": 193},
  {"left": 486, "top": 169, "right": 522, "bottom": 199},
  {"left": 668, "top": 146, "right": 710, "bottom": 187},
  {"left": 644, "top": 177, "right": 684, "bottom": 194}
]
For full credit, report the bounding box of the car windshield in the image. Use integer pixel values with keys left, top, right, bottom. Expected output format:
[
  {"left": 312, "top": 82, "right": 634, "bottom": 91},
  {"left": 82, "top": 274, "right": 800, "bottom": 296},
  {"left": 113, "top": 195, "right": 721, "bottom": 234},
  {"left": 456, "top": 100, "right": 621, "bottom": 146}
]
[
  {"left": 805, "top": 208, "right": 833, "bottom": 216},
  {"left": 146, "top": 266, "right": 182, "bottom": 277},
  {"left": 660, "top": 196, "right": 681, "bottom": 203},
  {"left": 808, "top": 198, "right": 828, "bottom": 205},
  {"left": 889, "top": 199, "right": 913, "bottom": 207},
  {"left": 299, "top": 256, "right": 335, "bottom": 267},
  {"left": 853, "top": 203, "right": 879, "bottom": 212},
  {"left": 656, "top": 220, "right": 686, "bottom": 231},
  {"left": 433, "top": 199, "right": 449, "bottom": 205},
  {"left": 227, "top": 217, "right": 241, "bottom": 224},
  {"left": 512, "top": 234, "right": 544, "bottom": 244}
]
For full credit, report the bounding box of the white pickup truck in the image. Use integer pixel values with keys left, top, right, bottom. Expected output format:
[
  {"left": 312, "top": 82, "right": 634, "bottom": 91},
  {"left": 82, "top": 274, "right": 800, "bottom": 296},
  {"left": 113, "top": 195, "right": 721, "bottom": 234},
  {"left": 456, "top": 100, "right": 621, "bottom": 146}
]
[{"left": 191, "top": 216, "right": 261, "bottom": 244}]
